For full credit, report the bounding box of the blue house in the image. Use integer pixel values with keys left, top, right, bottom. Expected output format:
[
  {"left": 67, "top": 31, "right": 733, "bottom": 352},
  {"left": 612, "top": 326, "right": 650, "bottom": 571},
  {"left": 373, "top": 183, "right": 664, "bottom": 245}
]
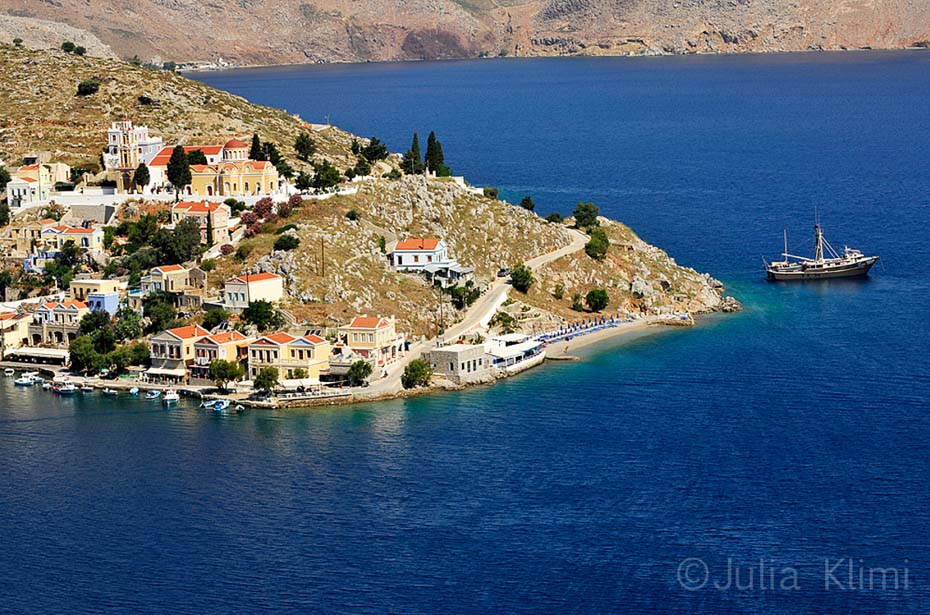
[{"left": 87, "top": 291, "right": 121, "bottom": 317}]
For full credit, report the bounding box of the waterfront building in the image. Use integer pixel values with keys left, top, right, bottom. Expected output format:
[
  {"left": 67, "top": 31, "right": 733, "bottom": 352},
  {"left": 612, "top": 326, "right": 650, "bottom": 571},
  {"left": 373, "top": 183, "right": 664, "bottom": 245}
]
[
  {"left": 333, "top": 315, "right": 406, "bottom": 372},
  {"left": 146, "top": 324, "right": 211, "bottom": 382},
  {"left": 0, "top": 312, "right": 34, "bottom": 359},
  {"left": 424, "top": 343, "right": 489, "bottom": 384},
  {"left": 190, "top": 330, "right": 252, "bottom": 382},
  {"left": 247, "top": 332, "right": 330, "bottom": 382},
  {"left": 28, "top": 301, "right": 89, "bottom": 347},
  {"left": 223, "top": 273, "right": 284, "bottom": 311}
]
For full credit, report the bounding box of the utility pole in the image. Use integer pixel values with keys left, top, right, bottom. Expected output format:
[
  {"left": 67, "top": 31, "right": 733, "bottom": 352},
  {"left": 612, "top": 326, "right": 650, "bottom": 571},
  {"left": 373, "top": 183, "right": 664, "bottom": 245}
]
[{"left": 320, "top": 238, "right": 325, "bottom": 277}]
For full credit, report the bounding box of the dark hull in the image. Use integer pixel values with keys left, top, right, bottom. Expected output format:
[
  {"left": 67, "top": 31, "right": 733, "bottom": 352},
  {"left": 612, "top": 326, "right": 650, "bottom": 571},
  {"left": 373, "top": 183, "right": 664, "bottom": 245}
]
[{"left": 767, "top": 259, "right": 877, "bottom": 281}]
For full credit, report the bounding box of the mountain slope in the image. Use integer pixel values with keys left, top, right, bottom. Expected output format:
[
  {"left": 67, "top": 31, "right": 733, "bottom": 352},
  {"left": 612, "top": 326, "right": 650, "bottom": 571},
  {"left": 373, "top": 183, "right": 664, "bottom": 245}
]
[{"left": 1, "top": 0, "right": 928, "bottom": 66}]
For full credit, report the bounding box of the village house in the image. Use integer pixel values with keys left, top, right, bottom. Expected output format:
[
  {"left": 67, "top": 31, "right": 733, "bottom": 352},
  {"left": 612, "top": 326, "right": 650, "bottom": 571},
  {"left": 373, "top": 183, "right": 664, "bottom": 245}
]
[
  {"left": 171, "top": 200, "right": 231, "bottom": 244},
  {"left": 69, "top": 277, "right": 127, "bottom": 302},
  {"left": 147, "top": 139, "right": 282, "bottom": 197},
  {"left": 0, "top": 312, "right": 34, "bottom": 359},
  {"left": 424, "top": 343, "right": 490, "bottom": 385},
  {"left": 247, "top": 332, "right": 330, "bottom": 382},
  {"left": 6, "top": 218, "right": 59, "bottom": 259},
  {"left": 135, "top": 265, "right": 208, "bottom": 312},
  {"left": 28, "top": 301, "right": 89, "bottom": 347},
  {"left": 86, "top": 291, "right": 122, "bottom": 316},
  {"left": 25, "top": 225, "right": 105, "bottom": 273},
  {"left": 387, "top": 237, "right": 473, "bottom": 288},
  {"left": 333, "top": 315, "right": 406, "bottom": 372},
  {"left": 190, "top": 330, "right": 252, "bottom": 382},
  {"left": 6, "top": 161, "right": 71, "bottom": 209},
  {"left": 224, "top": 272, "right": 284, "bottom": 311},
  {"left": 146, "top": 324, "right": 211, "bottom": 382}
]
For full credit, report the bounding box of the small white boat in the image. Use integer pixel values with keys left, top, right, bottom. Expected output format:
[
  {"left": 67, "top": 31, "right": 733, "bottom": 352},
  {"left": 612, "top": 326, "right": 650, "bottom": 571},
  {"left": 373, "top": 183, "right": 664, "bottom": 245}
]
[
  {"left": 3, "top": 368, "right": 14, "bottom": 377},
  {"left": 33, "top": 376, "right": 45, "bottom": 384},
  {"left": 163, "top": 389, "right": 180, "bottom": 405},
  {"left": 57, "top": 383, "right": 77, "bottom": 395},
  {"left": 212, "top": 399, "right": 231, "bottom": 412},
  {"left": 103, "top": 388, "right": 118, "bottom": 397},
  {"left": 14, "top": 374, "right": 35, "bottom": 386},
  {"left": 80, "top": 385, "right": 94, "bottom": 393},
  {"left": 42, "top": 382, "right": 52, "bottom": 390},
  {"left": 145, "top": 390, "right": 162, "bottom": 400},
  {"left": 129, "top": 387, "right": 140, "bottom": 396}
]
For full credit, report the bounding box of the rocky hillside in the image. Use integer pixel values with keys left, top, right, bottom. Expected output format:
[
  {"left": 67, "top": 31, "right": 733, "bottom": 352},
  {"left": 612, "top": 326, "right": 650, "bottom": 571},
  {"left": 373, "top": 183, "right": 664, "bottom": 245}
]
[
  {"left": 2, "top": 0, "right": 928, "bottom": 65},
  {"left": 213, "top": 176, "right": 736, "bottom": 338},
  {"left": 0, "top": 45, "right": 358, "bottom": 172}
]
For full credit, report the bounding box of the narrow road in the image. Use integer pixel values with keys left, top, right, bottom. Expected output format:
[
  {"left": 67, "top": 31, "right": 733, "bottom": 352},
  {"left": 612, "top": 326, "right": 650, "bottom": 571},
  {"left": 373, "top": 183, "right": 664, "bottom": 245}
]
[{"left": 356, "top": 226, "right": 589, "bottom": 400}]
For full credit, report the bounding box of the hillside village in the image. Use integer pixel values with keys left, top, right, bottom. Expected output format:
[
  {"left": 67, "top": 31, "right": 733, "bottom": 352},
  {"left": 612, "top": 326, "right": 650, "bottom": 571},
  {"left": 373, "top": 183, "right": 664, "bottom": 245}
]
[{"left": 0, "top": 44, "right": 738, "bottom": 407}]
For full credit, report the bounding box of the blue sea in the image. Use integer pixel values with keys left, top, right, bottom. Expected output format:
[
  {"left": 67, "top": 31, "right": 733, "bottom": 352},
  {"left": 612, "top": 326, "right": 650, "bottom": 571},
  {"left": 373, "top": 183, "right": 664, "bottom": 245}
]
[{"left": 2, "top": 52, "right": 930, "bottom": 614}]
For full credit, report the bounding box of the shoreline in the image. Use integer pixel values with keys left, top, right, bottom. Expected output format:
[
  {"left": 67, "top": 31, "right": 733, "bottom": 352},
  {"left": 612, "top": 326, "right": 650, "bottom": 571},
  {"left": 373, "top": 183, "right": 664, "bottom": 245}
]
[{"left": 181, "top": 47, "right": 929, "bottom": 74}]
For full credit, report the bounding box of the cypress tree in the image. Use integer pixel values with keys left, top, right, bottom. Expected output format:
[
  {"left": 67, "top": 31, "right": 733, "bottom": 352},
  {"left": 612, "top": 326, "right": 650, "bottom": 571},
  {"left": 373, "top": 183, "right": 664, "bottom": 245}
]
[
  {"left": 403, "top": 132, "right": 424, "bottom": 174},
  {"left": 166, "top": 145, "right": 191, "bottom": 201},
  {"left": 425, "top": 131, "right": 450, "bottom": 176},
  {"left": 205, "top": 210, "right": 214, "bottom": 247},
  {"left": 132, "top": 162, "right": 150, "bottom": 193},
  {"left": 249, "top": 134, "right": 265, "bottom": 161}
]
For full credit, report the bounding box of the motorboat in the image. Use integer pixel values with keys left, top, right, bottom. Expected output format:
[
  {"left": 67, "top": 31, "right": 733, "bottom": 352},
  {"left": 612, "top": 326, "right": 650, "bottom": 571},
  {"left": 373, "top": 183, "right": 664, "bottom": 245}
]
[
  {"left": 57, "top": 382, "right": 77, "bottom": 395},
  {"left": 212, "top": 399, "right": 231, "bottom": 412},
  {"left": 145, "top": 390, "right": 162, "bottom": 400},
  {"left": 103, "top": 388, "right": 118, "bottom": 397},
  {"left": 129, "top": 387, "right": 140, "bottom": 396},
  {"left": 3, "top": 368, "right": 14, "bottom": 377},
  {"left": 80, "top": 384, "right": 95, "bottom": 393},
  {"left": 14, "top": 374, "right": 35, "bottom": 386},
  {"left": 163, "top": 389, "right": 180, "bottom": 405}
]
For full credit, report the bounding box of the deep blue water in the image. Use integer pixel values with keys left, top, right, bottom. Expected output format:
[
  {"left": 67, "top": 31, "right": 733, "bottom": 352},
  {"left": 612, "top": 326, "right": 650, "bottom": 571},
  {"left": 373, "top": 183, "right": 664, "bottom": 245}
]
[{"left": 2, "top": 53, "right": 929, "bottom": 614}]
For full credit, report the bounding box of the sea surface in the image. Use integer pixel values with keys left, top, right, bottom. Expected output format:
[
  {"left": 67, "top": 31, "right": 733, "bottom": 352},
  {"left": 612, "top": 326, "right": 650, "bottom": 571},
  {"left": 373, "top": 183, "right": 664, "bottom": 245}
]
[{"left": 2, "top": 52, "right": 930, "bottom": 614}]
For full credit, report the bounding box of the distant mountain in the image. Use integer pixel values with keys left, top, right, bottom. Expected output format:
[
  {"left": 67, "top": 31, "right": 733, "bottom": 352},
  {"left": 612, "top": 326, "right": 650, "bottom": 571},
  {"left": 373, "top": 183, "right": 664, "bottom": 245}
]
[{"left": 2, "top": 0, "right": 928, "bottom": 66}]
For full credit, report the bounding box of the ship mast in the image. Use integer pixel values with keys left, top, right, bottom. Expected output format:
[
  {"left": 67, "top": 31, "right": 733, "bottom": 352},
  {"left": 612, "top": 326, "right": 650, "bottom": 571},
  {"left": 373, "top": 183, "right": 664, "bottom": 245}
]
[{"left": 814, "top": 224, "right": 824, "bottom": 262}]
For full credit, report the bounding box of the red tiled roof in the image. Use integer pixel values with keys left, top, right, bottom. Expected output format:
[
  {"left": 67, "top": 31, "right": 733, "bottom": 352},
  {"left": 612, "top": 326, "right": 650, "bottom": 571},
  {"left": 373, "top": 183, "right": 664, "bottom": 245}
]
[
  {"left": 173, "top": 201, "right": 223, "bottom": 213},
  {"left": 149, "top": 145, "right": 223, "bottom": 166},
  {"left": 48, "top": 225, "right": 97, "bottom": 234},
  {"left": 60, "top": 301, "right": 87, "bottom": 310},
  {"left": 199, "top": 331, "right": 247, "bottom": 345},
  {"left": 256, "top": 332, "right": 296, "bottom": 346},
  {"left": 394, "top": 238, "right": 441, "bottom": 251},
  {"left": 166, "top": 325, "right": 210, "bottom": 340},
  {"left": 153, "top": 264, "right": 185, "bottom": 273},
  {"left": 19, "top": 165, "right": 39, "bottom": 171},
  {"left": 20, "top": 177, "right": 37, "bottom": 183},
  {"left": 348, "top": 316, "right": 390, "bottom": 329},
  {"left": 225, "top": 138, "right": 248, "bottom": 149},
  {"left": 39, "top": 218, "right": 57, "bottom": 225},
  {"left": 229, "top": 272, "right": 281, "bottom": 284},
  {"left": 302, "top": 334, "right": 326, "bottom": 345},
  {"left": 40, "top": 302, "right": 59, "bottom": 310}
]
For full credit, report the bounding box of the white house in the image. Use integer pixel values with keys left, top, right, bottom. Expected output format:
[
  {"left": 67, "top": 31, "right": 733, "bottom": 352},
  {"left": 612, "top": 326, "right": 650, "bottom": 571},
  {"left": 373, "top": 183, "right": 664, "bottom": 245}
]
[
  {"left": 224, "top": 273, "right": 284, "bottom": 311},
  {"left": 388, "top": 238, "right": 449, "bottom": 271}
]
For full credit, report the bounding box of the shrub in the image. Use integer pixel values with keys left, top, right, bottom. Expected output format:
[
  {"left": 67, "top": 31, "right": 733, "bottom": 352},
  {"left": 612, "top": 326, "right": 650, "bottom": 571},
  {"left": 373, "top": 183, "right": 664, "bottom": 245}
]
[
  {"left": 254, "top": 197, "right": 274, "bottom": 219},
  {"left": 401, "top": 360, "right": 432, "bottom": 389},
  {"left": 378, "top": 236, "right": 386, "bottom": 253},
  {"left": 273, "top": 234, "right": 300, "bottom": 251},
  {"left": 346, "top": 209, "right": 360, "bottom": 221},
  {"left": 586, "top": 288, "right": 610, "bottom": 312},
  {"left": 384, "top": 169, "right": 402, "bottom": 180},
  {"left": 584, "top": 227, "right": 610, "bottom": 260},
  {"left": 276, "top": 200, "right": 293, "bottom": 218},
  {"left": 573, "top": 202, "right": 600, "bottom": 229},
  {"left": 571, "top": 293, "right": 585, "bottom": 311},
  {"left": 545, "top": 212, "right": 563, "bottom": 224},
  {"left": 287, "top": 194, "right": 303, "bottom": 210},
  {"left": 510, "top": 264, "right": 533, "bottom": 293},
  {"left": 519, "top": 196, "right": 535, "bottom": 211},
  {"left": 239, "top": 210, "right": 258, "bottom": 225},
  {"left": 234, "top": 245, "right": 251, "bottom": 262},
  {"left": 202, "top": 308, "right": 230, "bottom": 331},
  {"left": 275, "top": 223, "right": 298, "bottom": 235},
  {"left": 483, "top": 187, "right": 500, "bottom": 200},
  {"left": 553, "top": 283, "right": 565, "bottom": 300},
  {"left": 200, "top": 258, "right": 216, "bottom": 272},
  {"left": 74, "top": 46, "right": 86, "bottom": 56},
  {"left": 220, "top": 244, "right": 234, "bottom": 256},
  {"left": 347, "top": 360, "right": 373, "bottom": 386},
  {"left": 61, "top": 41, "right": 75, "bottom": 53},
  {"left": 76, "top": 80, "right": 100, "bottom": 96}
]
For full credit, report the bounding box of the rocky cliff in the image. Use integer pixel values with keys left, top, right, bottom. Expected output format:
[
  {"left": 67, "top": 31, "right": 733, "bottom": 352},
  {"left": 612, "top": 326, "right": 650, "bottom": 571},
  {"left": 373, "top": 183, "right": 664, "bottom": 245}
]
[{"left": 1, "top": 0, "right": 928, "bottom": 66}]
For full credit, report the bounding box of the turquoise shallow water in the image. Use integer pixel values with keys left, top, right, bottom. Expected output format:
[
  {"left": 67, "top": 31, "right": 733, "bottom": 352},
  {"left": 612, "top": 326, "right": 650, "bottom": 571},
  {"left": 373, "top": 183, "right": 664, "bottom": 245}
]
[{"left": 1, "top": 52, "right": 929, "bottom": 614}]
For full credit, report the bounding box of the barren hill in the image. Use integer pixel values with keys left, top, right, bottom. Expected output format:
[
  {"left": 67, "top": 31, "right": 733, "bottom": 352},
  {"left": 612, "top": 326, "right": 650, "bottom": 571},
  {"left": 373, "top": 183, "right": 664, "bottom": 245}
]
[{"left": 1, "top": 0, "right": 928, "bottom": 66}]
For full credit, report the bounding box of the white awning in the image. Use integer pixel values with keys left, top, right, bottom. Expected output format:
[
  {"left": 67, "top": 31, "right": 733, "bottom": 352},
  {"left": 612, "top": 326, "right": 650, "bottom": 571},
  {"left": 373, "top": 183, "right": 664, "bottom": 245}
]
[
  {"left": 7, "top": 347, "right": 70, "bottom": 359},
  {"left": 146, "top": 367, "right": 187, "bottom": 377},
  {"left": 487, "top": 340, "right": 542, "bottom": 360}
]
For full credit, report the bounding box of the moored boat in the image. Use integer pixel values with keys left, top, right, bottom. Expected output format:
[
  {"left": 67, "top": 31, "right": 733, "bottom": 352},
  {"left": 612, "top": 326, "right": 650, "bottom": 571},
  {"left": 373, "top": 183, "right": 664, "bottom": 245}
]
[
  {"left": 103, "top": 388, "right": 118, "bottom": 397},
  {"left": 14, "top": 374, "right": 35, "bottom": 386},
  {"left": 163, "top": 389, "right": 180, "bottom": 405},
  {"left": 766, "top": 224, "right": 879, "bottom": 281},
  {"left": 129, "top": 387, "right": 140, "bottom": 396},
  {"left": 57, "top": 382, "right": 77, "bottom": 395},
  {"left": 212, "top": 399, "right": 231, "bottom": 412},
  {"left": 3, "top": 368, "right": 15, "bottom": 377},
  {"left": 145, "top": 390, "right": 162, "bottom": 400}
]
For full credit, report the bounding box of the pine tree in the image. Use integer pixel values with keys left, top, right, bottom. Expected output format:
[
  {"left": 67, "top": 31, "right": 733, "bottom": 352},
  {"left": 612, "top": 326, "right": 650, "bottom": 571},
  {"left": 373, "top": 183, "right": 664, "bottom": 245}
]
[
  {"left": 402, "top": 132, "right": 424, "bottom": 174},
  {"left": 132, "top": 162, "right": 150, "bottom": 193},
  {"left": 249, "top": 134, "right": 265, "bottom": 161},
  {"left": 205, "top": 210, "right": 214, "bottom": 247},
  {"left": 294, "top": 132, "right": 316, "bottom": 161},
  {"left": 166, "top": 145, "right": 191, "bottom": 201}
]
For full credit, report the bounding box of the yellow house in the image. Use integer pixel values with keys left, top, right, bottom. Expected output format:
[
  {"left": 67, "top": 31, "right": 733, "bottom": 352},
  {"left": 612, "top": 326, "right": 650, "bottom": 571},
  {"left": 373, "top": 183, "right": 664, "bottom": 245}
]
[
  {"left": 69, "top": 278, "right": 127, "bottom": 302},
  {"left": 149, "top": 139, "right": 281, "bottom": 198},
  {"left": 337, "top": 315, "right": 406, "bottom": 367},
  {"left": 0, "top": 313, "right": 34, "bottom": 358},
  {"left": 142, "top": 265, "right": 191, "bottom": 294},
  {"left": 190, "top": 330, "right": 253, "bottom": 381},
  {"left": 248, "top": 332, "right": 330, "bottom": 382},
  {"left": 147, "top": 324, "right": 211, "bottom": 382}
]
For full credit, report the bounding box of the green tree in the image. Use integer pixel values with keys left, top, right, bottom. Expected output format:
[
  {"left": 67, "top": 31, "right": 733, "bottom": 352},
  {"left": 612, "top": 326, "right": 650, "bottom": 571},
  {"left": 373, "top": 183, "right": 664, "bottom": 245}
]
[
  {"left": 273, "top": 234, "right": 300, "bottom": 251},
  {"left": 312, "top": 160, "right": 341, "bottom": 191},
  {"left": 254, "top": 367, "right": 279, "bottom": 393},
  {"left": 361, "top": 137, "right": 388, "bottom": 162},
  {"left": 519, "top": 196, "right": 535, "bottom": 212},
  {"left": 76, "top": 80, "right": 99, "bottom": 96},
  {"left": 0, "top": 201, "right": 9, "bottom": 227},
  {"left": 584, "top": 227, "right": 610, "bottom": 260},
  {"left": 295, "top": 170, "right": 313, "bottom": 192},
  {"left": 74, "top": 46, "right": 86, "bottom": 56},
  {"left": 187, "top": 149, "right": 208, "bottom": 165},
  {"left": 127, "top": 213, "right": 159, "bottom": 247},
  {"left": 483, "top": 187, "right": 499, "bottom": 199},
  {"left": 242, "top": 300, "right": 281, "bottom": 332},
  {"left": 153, "top": 218, "right": 203, "bottom": 264},
  {"left": 450, "top": 281, "right": 480, "bottom": 310},
  {"left": 401, "top": 359, "right": 432, "bottom": 389},
  {"left": 61, "top": 41, "right": 75, "bottom": 53},
  {"left": 347, "top": 360, "right": 373, "bottom": 386},
  {"left": 166, "top": 145, "right": 191, "bottom": 200},
  {"left": 553, "top": 283, "right": 565, "bottom": 300},
  {"left": 79, "top": 310, "right": 112, "bottom": 337},
  {"left": 571, "top": 293, "right": 585, "bottom": 311},
  {"left": 402, "top": 132, "right": 424, "bottom": 174},
  {"left": 573, "top": 202, "right": 600, "bottom": 229},
  {"left": 202, "top": 308, "right": 229, "bottom": 330},
  {"left": 114, "top": 308, "right": 143, "bottom": 341},
  {"left": 142, "top": 291, "right": 179, "bottom": 334},
  {"left": 208, "top": 359, "right": 244, "bottom": 390},
  {"left": 353, "top": 157, "right": 371, "bottom": 177},
  {"left": 510, "top": 264, "right": 534, "bottom": 293},
  {"left": 12, "top": 38, "right": 23, "bottom": 47},
  {"left": 132, "top": 162, "right": 150, "bottom": 192},
  {"left": 68, "top": 335, "right": 103, "bottom": 374},
  {"left": 0, "top": 166, "right": 10, "bottom": 191},
  {"left": 249, "top": 134, "right": 265, "bottom": 160},
  {"left": 586, "top": 288, "right": 610, "bottom": 312},
  {"left": 545, "top": 212, "right": 563, "bottom": 224},
  {"left": 295, "top": 132, "right": 316, "bottom": 161}
]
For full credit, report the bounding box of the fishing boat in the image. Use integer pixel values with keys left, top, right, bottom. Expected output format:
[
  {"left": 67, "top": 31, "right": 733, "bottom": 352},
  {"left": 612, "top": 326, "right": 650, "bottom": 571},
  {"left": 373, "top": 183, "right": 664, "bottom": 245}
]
[
  {"left": 129, "top": 387, "right": 140, "bottom": 396},
  {"left": 14, "top": 374, "right": 35, "bottom": 386},
  {"left": 766, "top": 224, "right": 879, "bottom": 281},
  {"left": 57, "top": 382, "right": 77, "bottom": 395},
  {"left": 145, "top": 390, "right": 162, "bottom": 400},
  {"left": 163, "top": 389, "right": 180, "bottom": 405},
  {"left": 3, "top": 368, "right": 14, "bottom": 377},
  {"left": 103, "top": 388, "right": 118, "bottom": 397}
]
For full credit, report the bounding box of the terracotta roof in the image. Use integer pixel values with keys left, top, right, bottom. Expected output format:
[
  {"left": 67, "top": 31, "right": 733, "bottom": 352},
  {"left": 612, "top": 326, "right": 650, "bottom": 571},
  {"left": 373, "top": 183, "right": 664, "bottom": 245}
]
[
  {"left": 348, "top": 316, "right": 390, "bottom": 329},
  {"left": 255, "top": 332, "right": 296, "bottom": 346},
  {"left": 149, "top": 145, "right": 223, "bottom": 166},
  {"left": 20, "top": 177, "right": 37, "bottom": 183},
  {"left": 152, "top": 264, "right": 185, "bottom": 273},
  {"left": 19, "top": 165, "right": 38, "bottom": 171},
  {"left": 301, "top": 334, "right": 327, "bottom": 345},
  {"left": 166, "top": 325, "right": 210, "bottom": 340},
  {"left": 228, "top": 272, "right": 281, "bottom": 284},
  {"left": 394, "top": 238, "right": 442, "bottom": 251},
  {"left": 190, "top": 164, "right": 212, "bottom": 172},
  {"left": 246, "top": 161, "right": 270, "bottom": 170},
  {"left": 40, "top": 302, "right": 59, "bottom": 310},
  {"left": 174, "top": 201, "right": 223, "bottom": 213},
  {"left": 199, "top": 331, "right": 247, "bottom": 345},
  {"left": 224, "top": 138, "right": 248, "bottom": 149},
  {"left": 59, "top": 301, "right": 87, "bottom": 310},
  {"left": 39, "top": 218, "right": 57, "bottom": 225},
  {"left": 48, "top": 225, "right": 97, "bottom": 234}
]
